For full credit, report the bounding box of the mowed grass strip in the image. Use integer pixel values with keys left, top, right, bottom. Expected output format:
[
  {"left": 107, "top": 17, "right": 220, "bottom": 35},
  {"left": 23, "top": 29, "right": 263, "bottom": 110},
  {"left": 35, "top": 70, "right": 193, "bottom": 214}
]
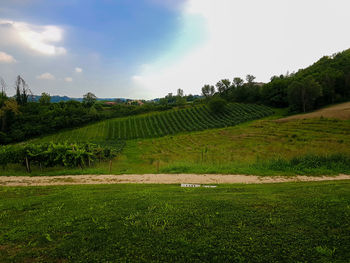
[
  {"left": 34, "top": 103, "right": 273, "bottom": 142},
  {"left": 0, "top": 181, "right": 350, "bottom": 262}
]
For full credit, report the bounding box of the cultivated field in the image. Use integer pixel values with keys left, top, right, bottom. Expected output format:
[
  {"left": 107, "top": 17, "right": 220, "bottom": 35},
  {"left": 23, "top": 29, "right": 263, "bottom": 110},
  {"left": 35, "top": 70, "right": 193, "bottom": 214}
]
[{"left": 35, "top": 103, "right": 273, "bottom": 142}]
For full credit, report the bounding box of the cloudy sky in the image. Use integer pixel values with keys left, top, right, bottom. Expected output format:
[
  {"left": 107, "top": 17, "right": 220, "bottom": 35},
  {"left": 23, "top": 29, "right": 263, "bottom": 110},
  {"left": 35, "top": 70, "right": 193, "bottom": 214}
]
[{"left": 0, "top": 0, "right": 350, "bottom": 99}]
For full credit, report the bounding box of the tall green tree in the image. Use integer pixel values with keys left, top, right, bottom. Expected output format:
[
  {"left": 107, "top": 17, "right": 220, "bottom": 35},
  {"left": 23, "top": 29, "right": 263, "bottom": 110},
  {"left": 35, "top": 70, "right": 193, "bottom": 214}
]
[
  {"left": 177, "top": 88, "right": 184, "bottom": 97},
  {"left": 201, "top": 85, "right": 215, "bottom": 99},
  {"left": 39, "top": 92, "right": 51, "bottom": 105},
  {"left": 0, "top": 99, "right": 20, "bottom": 131},
  {"left": 233, "top": 77, "right": 244, "bottom": 88},
  {"left": 246, "top": 75, "right": 256, "bottom": 85},
  {"left": 288, "top": 77, "right": 322, "bottom": 112},
  {"left": 83, "top": 92, "right": 97, "bottom": 107},
  {"left": 216, "top": 79, "right": 231, "bottom": 96},
  {"left": 14, "top": 75, "right": 30, "bottom": 106}
]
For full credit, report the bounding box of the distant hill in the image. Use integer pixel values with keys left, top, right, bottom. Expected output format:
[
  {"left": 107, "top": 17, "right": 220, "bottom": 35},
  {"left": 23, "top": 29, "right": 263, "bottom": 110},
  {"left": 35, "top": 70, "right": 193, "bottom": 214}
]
[{"left": 30, "top": 95, "right": 127, "bottom": 103}]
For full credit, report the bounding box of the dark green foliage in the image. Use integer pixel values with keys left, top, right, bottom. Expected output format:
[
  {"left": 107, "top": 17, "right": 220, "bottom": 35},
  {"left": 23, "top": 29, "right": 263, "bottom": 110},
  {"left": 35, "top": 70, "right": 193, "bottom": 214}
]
[
  {"left": 264, "top": 49, "right": 350, "bottom": 110},
  {"left": 0, "top": 100, "right": 181, "bottom": 144},
  {"left": 210, "top": 49, "right": 350, "bottom": 112},
  {"left": 0, "top": 141, "right": 125, "bottom": 171},
  {"left": 14, "top": 75, "right": 30, "bottom": 106},
  {"left": 261, "top": 75, "right": 290, "bottom": 107},
  {"left": 0, "top": 182, "right": 349, "bottom": 262},
  {"left": 83, "top": 92, "right": 97, "bottom": 107},
  {"left": 201, "top": 84, "right": 215, "bottom": 99},
  {"left": 38, "top": 92, "right": 51, "bottom": 105},
  {"left": 208, "top": 97, "right": 227, "bottom": 113},
  {"left": 288, "top": 77, "right": 322, "bottom": 112}
]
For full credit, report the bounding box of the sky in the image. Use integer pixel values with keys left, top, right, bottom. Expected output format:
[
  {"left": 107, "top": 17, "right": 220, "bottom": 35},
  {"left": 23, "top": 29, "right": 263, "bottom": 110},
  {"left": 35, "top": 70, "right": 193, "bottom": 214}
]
[{"left": 0, "top": 0, "right": 350, "bottom": 99}]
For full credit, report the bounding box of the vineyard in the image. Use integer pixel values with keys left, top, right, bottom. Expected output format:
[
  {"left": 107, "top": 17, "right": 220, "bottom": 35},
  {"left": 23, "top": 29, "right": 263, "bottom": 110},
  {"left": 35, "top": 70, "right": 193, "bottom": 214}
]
[
  {"left": 0, "top": 141, "right": 125, "bottom": 172},
  {"left": 37, "top": 103, "right": 273, "bottom": 142}
]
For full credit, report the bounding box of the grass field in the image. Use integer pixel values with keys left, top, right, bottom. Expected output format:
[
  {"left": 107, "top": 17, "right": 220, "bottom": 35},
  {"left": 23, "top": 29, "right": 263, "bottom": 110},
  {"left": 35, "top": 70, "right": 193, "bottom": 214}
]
[
  {"left": 5, "top": 116, "right": 350, "bottom": 176},
  {"left": 1, "top": 181, "right": 350, "bottom": 262},
  {"left": 33, "top": 103, "right": 273, "bottom": 142},
  {"left": 278, "top": 101, "right": 350, "bottom": 121}
]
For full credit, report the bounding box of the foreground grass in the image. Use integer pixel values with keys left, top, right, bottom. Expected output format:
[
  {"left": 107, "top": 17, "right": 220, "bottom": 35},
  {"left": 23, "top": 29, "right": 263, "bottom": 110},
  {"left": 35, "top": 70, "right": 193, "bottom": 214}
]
[
  {"left": 3, "top": 117, "right": 350, "bottom": 176},
  {"left": 1, "top": 181, "right": 350, "bottom": 262}
]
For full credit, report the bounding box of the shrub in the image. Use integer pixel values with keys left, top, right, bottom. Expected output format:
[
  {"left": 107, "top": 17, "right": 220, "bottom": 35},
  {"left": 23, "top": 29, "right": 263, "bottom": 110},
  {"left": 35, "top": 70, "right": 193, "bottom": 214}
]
[{"left": 208, "top": 97, "right": 227, "bottom": 113}]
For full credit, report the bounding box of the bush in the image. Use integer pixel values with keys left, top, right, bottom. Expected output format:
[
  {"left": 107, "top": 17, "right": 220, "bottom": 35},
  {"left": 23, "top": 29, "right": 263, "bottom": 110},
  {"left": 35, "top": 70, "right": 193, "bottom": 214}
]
[
  {"left": 208, "top": 97, "right": 227, "bottom": 113},
  {"left": 0, "top": 141, "right": 125, "bottom": 172}
]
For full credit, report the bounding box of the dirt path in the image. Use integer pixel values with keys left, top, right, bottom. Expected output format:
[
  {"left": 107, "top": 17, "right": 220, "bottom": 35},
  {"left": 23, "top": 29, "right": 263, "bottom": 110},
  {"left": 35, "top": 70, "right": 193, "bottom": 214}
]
[{"left": 1, "top": 174, "right": 350, "bottom": 186}]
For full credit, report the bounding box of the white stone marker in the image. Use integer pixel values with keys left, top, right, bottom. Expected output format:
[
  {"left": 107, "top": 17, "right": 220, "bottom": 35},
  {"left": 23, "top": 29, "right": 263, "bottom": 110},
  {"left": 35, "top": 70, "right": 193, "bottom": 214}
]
[{"left": 181, "top": 184, "right": 201, "bottom": 188}]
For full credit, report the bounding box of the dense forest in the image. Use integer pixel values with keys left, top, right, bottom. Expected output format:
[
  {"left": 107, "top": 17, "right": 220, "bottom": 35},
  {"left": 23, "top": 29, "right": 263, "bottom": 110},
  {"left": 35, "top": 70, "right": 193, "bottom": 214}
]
[
  {"left": 1, "top": 48, "right": 350, "bottom": 144},
  {"left": 204, "top": 49, "right": 350, "bottom": 112}
]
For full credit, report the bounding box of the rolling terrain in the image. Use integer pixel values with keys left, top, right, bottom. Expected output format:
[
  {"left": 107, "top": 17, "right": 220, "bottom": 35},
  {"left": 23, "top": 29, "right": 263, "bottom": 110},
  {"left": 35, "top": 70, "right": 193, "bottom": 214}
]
[
  {"left": 278, "top": 101, "right": 350, "bottom": 122},
  {"left": 34, "top": 103, "right": 273, "bottom": 142},
  {"left": 3, "top": 110, "right": 349, "bottom": 176}
]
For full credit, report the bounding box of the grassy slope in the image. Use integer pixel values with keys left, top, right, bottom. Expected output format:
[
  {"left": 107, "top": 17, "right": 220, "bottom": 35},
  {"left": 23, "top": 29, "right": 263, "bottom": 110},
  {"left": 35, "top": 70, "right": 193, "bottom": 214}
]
[
  {"left": 4, "top": 114, "right": 350, "bottom": 176},
  {"left": 1, "top": 181, "right": 350, "bottom": 262},
  {"left": 278, "top": 101, "right": 350, "bottom": 121},
  {"left": 31, "top": 103, "right": 273, "bottom": 142}
]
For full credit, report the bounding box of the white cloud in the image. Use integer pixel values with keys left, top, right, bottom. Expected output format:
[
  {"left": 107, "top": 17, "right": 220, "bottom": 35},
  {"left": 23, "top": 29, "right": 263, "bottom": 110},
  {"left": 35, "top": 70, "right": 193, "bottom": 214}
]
[
  {"left": 132, "top": 0, "right": 350, "bottom": 99},
  {"left": 37, "top": 72, "right": 55, "bottom": 80},
  {"left": 0, "top": 19, "right": 66, "bottom": 56},
  {"left": 75, "top": 67, "right": 83, "bottom": 73},
  {"left": 64, "top": 77, "right": 73, "bottom": 82},
  {"left": 0, "top": 51, "right": 16, "bottom": 63}
]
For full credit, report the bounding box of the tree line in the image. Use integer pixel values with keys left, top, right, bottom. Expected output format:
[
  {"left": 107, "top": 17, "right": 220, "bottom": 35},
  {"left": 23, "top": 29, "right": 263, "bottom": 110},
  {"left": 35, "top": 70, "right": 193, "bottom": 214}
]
[
  {"left": 1, "top": 48, "right": 350, "bottom": 144},
  {"left": 0, "top": 78, "right": 183, "bottom": 144},
  {"left": 201, "top": 49, "right": 350, "bottom": 112}
]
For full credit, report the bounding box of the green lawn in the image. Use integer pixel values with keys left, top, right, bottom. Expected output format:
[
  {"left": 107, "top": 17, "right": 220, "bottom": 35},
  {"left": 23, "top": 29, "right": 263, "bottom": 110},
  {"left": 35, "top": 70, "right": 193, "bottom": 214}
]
[{"left": 1, "top": 181, "right": 350, "bottom": 262}]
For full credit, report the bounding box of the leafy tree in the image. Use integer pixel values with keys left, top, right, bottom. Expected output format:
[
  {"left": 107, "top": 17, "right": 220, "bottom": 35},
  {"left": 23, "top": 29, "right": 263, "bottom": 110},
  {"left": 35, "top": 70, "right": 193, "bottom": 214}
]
[
  {"left": 208, "top": 97, "right": 227, "bottom": 113},
  {"left": 0, "top": 78, "right": 7, "bottom": 108},
  {"left": 261, "top": 76, "right": 290, "bottom": 107},
  {"left": 177, "top": 88, "right": 184, "bottom": 97},
  {"left": 288, "top": 77, "right": 322, "bottom": 112},
  {"left": 88, "top": 106, "right": 98, "bottom": 118},
  {"left": 14, "top": 75, "right": 30, "bottom": 106},
  {"left": 201, "top": 85, "right": 215, "bottom": 99},
  {"left": 0, "top": 99, "right": 20, "bottom": 131},
  {"left": 83, "top": 92, "right": 97, "bottom": 107},
  {"left": 0, "top": 77, "right": 6, "bottom": 98},
  {"left": 246, "top": 75, "right": 256, "bottom": 85},
  {"left": 216, "top": 79, "right": 231, "bottom": 96},
  {"left": 233, "top": 77, "right": 244, "bottom": 88},
  {"left": 39, "top": 92, "right": 51, "bottom": 105},
  {"left": 175, "top": 96, "right": 186, "bottom": 106}
]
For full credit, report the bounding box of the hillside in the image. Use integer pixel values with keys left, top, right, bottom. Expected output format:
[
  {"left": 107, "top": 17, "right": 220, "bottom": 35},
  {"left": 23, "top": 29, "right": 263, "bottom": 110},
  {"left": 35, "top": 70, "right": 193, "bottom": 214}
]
[
  {"left": 35, "top": 103, "right": 273, "bottom": 142},
  {"left": 260, "top": 48, "right": 350, "bottom": 111},
  {"left": 278, "top": 101, "right": 350, "bottom": 122},
  {"left": 3, "top": 115, "right": 348, "bottom": 177}
]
